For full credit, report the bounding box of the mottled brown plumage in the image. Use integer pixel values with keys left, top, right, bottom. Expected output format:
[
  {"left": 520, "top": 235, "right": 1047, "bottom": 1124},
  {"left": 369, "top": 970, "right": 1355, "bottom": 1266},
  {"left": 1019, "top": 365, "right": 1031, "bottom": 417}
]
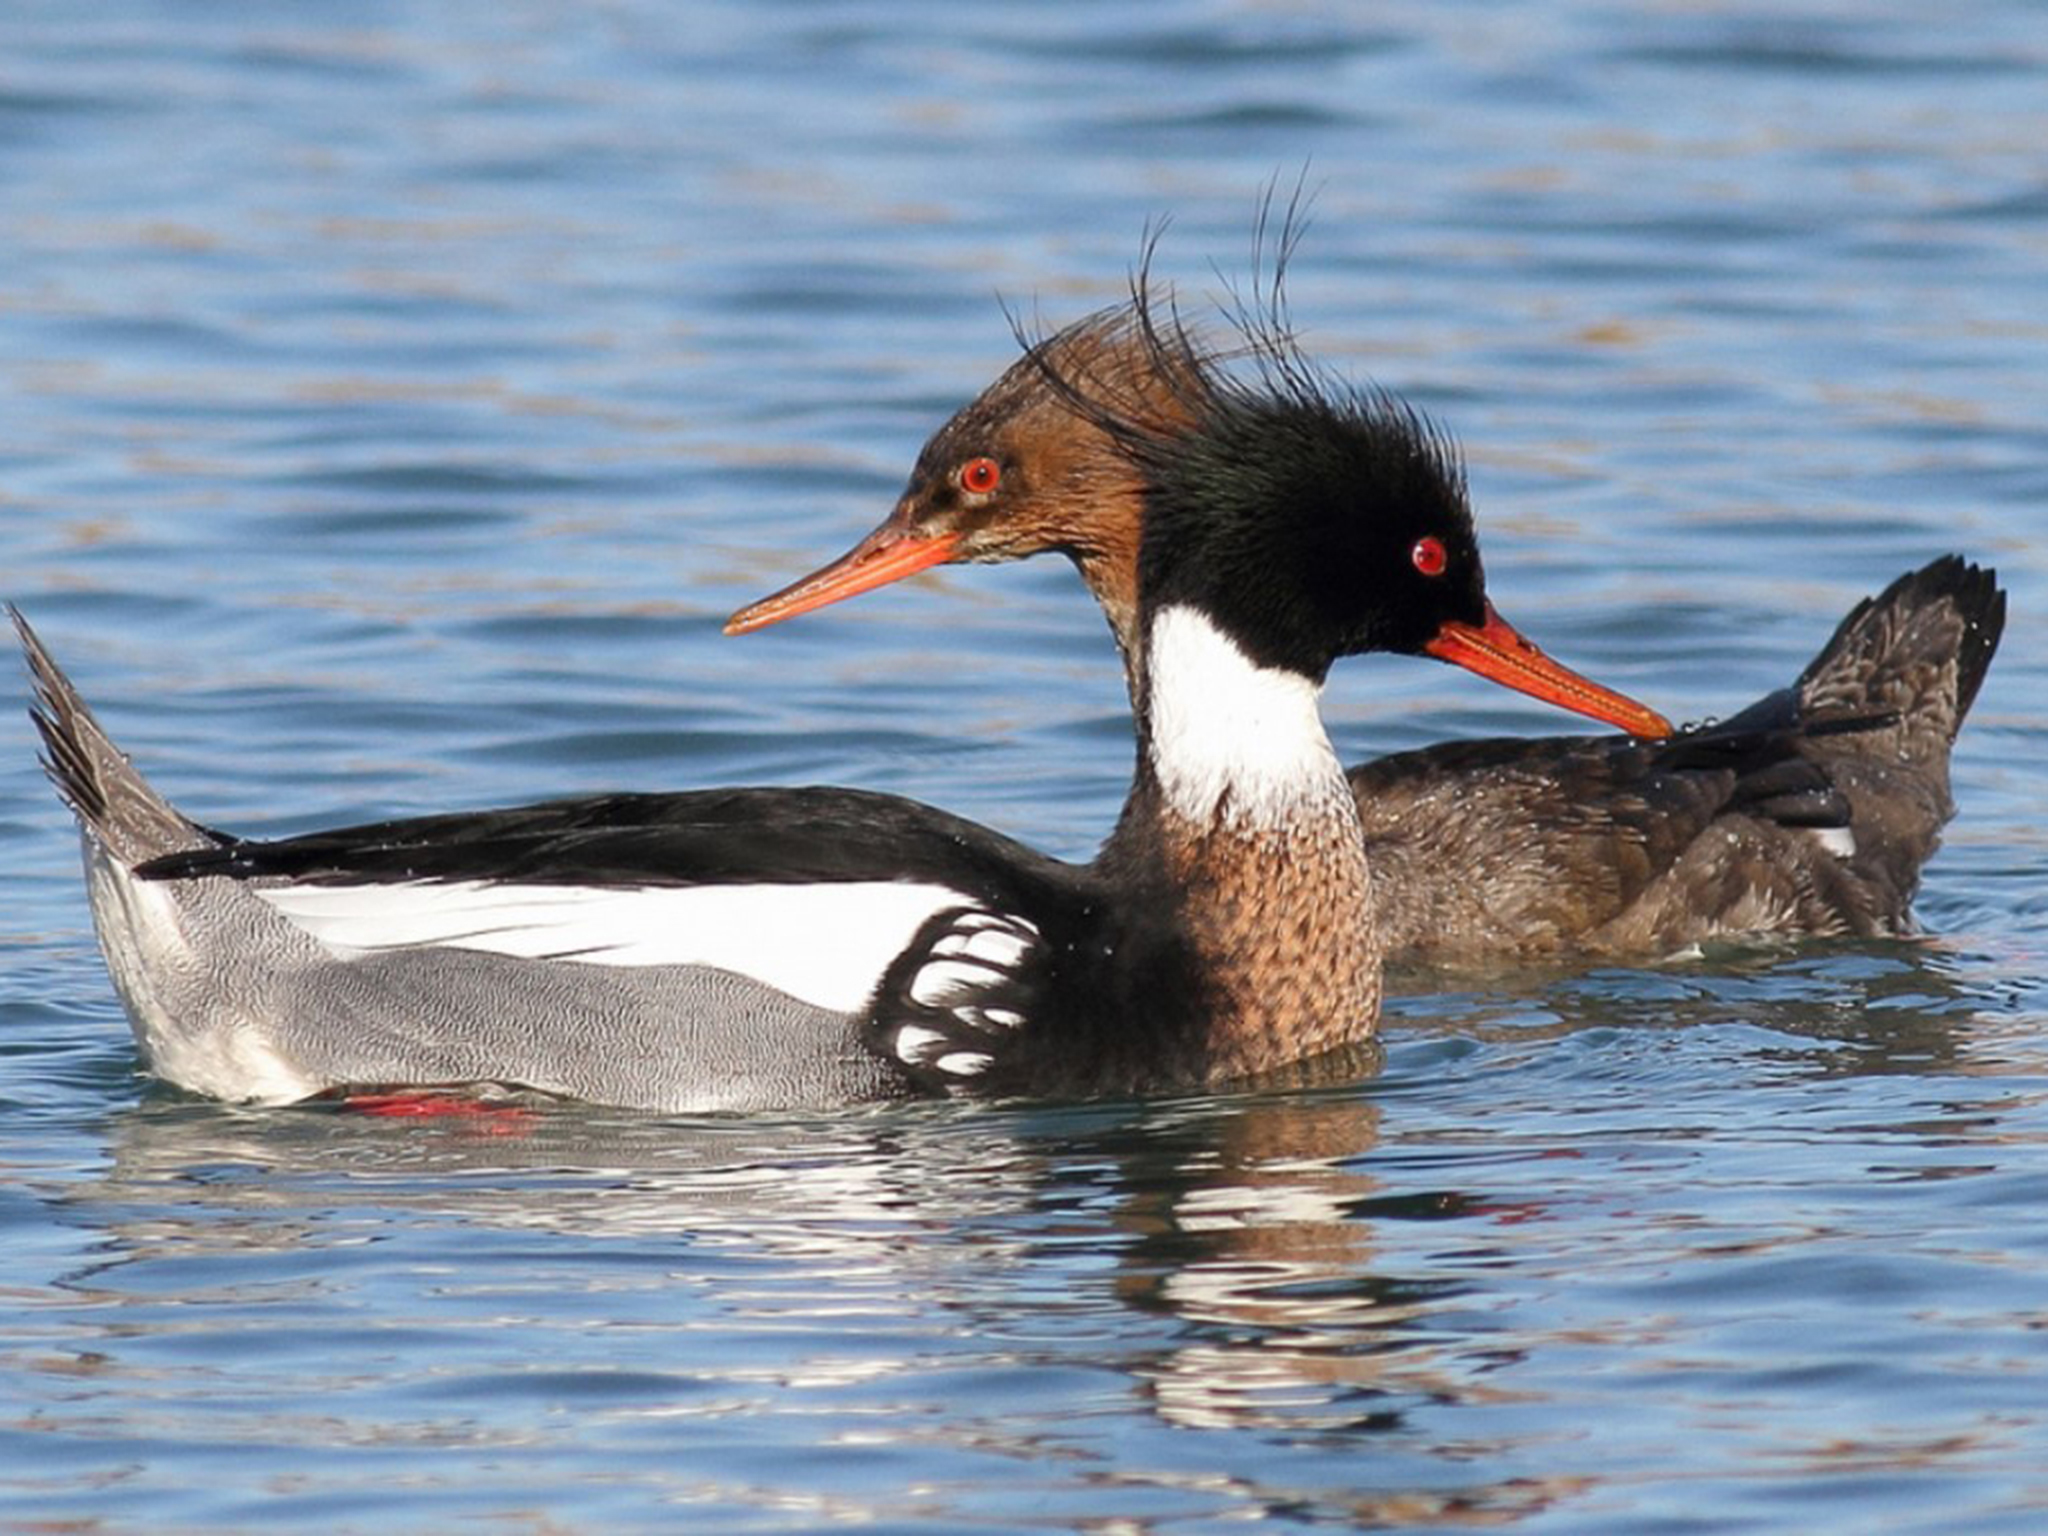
[{"left": 1159, "top": 792, "right": 1379, "bottom": 1082}]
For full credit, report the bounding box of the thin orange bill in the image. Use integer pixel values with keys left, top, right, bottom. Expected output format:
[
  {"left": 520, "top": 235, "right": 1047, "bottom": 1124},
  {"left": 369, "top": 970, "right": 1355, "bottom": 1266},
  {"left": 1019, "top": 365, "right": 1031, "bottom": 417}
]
[
  {"left": 724, "top": 525, "right": 963, "bottom": 636},
  {"left": 1424, "top": 601, "right": 1672, "bottom": 738}
]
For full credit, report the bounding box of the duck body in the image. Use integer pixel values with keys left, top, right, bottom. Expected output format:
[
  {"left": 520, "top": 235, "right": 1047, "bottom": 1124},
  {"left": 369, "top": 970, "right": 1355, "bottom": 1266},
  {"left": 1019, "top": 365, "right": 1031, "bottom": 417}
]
[
  {"left": 11, "top": 611, "right": 1373, "bottom": 1111},
  {"left": 1354, "top": 556, "right": 2002, "bottom": 960},
  {"left": 19, "top": 277, "right": 1667, "bottom": 1110},
  {"left": 730, "top": 299, "right": 2005, "bottom": 965}
]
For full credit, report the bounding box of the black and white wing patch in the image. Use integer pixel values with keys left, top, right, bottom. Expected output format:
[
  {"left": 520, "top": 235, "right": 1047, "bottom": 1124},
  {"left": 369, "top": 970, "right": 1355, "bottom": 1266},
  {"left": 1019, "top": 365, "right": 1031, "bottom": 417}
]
[
  {"left": 868, "top": 908, "right": 1043, "bottom": 1094},
  {"left": 255, "top": 876, "right": 977, "bottom": 1014}
]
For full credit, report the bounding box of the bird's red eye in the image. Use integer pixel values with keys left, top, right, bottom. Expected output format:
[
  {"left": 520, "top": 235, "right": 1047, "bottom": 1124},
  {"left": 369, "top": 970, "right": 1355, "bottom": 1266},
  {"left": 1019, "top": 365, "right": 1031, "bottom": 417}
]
[
  {"left": 959, "top": 457, "right": 1001, "bottom": 496},
  {"left": 1411, "top": 536, "right": 1448, "bottom": 577}
]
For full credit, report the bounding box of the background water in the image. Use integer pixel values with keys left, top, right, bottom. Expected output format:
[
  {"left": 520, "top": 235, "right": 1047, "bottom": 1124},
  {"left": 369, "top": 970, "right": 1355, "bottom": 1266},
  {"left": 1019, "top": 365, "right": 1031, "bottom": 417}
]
[{"left": 3, "top": 2, "right": 2046, "bottom": 1530}]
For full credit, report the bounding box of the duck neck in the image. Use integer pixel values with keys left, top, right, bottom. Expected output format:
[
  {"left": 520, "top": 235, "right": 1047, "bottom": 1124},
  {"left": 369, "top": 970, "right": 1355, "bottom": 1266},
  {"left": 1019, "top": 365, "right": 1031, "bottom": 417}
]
[
  {"left": 1071, "top": 549, "right": 1143, "bottom": 687},
  {"left": 1102, "top": 604, "right": 1380, "bottom": 1082}
]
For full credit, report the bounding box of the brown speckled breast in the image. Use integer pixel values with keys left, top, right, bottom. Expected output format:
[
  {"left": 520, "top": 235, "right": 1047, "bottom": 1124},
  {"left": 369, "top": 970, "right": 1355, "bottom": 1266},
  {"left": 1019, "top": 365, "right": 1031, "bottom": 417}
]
[{"left": 1157, "top": 781, "right": 1380, "bottom": 1084}]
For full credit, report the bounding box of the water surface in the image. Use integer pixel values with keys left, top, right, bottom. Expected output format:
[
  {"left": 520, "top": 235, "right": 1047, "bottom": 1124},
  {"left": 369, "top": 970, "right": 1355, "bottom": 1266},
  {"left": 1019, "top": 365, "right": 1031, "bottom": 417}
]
[{"left": 3, "top": 2, "right": 2047, "bottom": 1531}]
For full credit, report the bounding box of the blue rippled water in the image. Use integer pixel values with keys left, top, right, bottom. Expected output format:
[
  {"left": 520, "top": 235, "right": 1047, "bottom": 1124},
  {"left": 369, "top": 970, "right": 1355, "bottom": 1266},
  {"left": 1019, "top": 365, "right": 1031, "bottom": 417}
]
[{"left": 3, "top": 2, "right": 2046, "bottom": 1531}]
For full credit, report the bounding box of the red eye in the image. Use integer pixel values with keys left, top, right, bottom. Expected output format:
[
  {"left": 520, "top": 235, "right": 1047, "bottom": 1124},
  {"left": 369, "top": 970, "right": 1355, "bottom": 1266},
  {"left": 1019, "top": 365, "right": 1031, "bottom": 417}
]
[
  {"left": 1411, "top": 536, "right": 1447, "bottom": 577},
  {"left": 959, "top": 457, "right": 1001, "bottom": 496}
]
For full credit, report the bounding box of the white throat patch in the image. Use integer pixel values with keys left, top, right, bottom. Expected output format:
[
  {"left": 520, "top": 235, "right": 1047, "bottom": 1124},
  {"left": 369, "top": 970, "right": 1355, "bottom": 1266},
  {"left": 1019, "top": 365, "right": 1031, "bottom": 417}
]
[{"left": 1144, "top": 604, "right": 1346, "bottom": 829}]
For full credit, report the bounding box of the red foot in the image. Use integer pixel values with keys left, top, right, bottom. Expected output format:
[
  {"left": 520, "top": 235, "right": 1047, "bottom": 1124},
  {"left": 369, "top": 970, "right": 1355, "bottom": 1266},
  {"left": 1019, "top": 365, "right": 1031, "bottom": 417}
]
[{"left": 340, "top": 1090, "right": 536, "bottom": 1133}]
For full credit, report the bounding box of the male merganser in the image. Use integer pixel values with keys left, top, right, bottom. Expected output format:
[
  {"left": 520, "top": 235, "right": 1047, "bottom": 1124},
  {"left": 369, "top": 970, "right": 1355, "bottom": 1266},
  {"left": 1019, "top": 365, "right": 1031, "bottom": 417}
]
[
  {"left": 14, "top": 342, "right": 1665, "bottom": 1112},
  {"left": 728, "top": 295, "right": 2005, "bottom": 962}
]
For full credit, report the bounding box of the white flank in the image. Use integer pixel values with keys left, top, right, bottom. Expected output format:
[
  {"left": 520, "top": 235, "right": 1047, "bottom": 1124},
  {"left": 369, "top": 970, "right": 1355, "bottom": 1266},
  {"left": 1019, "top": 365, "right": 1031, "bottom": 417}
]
[
  {"left": 258, "top": 877, "right": 973, "bottom": 1013},
  {"left": 950, "top": 911, "right": 1018, "bottom": 935},
  {"left": 1145, "top": 604, "right": 1346, "bottom": 829},
  {"left": 928, "top": 921, "right": 1036, "bottom": 968},
  {"left": 1810, "top": 825, "right": 1857, "bottom": 860},
  {"left": 891, "top": 1025, "right": 950, "bottom": 1060},
  {"left": 908, "top": 958, "right": 995, "bottom": 1007}
]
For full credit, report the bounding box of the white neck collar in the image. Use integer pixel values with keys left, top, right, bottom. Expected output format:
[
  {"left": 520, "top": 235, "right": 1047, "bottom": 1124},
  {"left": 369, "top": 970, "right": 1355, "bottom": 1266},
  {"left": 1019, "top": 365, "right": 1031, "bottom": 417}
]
[{"left": 1143, "top": 604, "right": 1346, "bottom": 830}]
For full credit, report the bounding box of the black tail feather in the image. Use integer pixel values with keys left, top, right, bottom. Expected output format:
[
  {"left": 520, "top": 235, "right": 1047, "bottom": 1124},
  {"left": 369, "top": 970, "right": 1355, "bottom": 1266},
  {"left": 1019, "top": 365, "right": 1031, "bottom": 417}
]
[
  {"left": 1797, "top": 555, "right": 2005, "bottom": 747},
  {"left": 15, "top": 605, "right": 112, "bottom": 828},
  {"left": 12, "top": 606, "right": 199, "bottom": 861}
]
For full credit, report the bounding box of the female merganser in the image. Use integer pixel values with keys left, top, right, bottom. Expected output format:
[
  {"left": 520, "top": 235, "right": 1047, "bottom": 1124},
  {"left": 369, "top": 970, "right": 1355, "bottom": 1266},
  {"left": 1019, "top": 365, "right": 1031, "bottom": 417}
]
[
  {"left": 14, "top": 339, "right": 1665, "bottom": 1112},
  {"left": 728, "top": 295, "right": 2005, "bottom": 962}
]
